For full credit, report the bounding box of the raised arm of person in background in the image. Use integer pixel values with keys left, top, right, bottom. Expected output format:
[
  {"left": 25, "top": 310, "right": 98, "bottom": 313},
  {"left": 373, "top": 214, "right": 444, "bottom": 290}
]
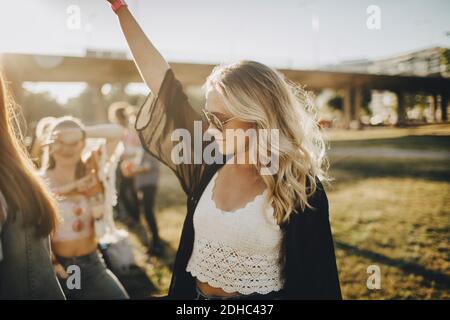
[
  {"left": 106, "top": 0, "right": 170, "bottom": 93},
  {"left": 53, "top": 124, "right": 124, "bottom": 161},
  {"left": 85, "top": 123, "right": 124, "bottom": 157}
]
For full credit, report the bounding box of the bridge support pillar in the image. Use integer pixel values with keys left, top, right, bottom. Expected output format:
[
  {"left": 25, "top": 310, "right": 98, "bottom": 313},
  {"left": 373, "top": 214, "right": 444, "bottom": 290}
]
[
  {"left": 343, "top": 87, "right": 352, "bottom": 129},
  {"left": 343, "top": 86, "right": 362, "bottom": 129},
  {"left": 395, "top": 91, "right": 407, "bottom": 127},
  {"left": 91, "top": 83, "right": 106, "bottom": 123},
  {"left": 429, "top": 94, "right": 438, "bottom": 122},
  {"left": 353, "top": 86, "right": 362, "bottom": 129},
  {"left": 441, "top": 93, "right": 448, "bottom": 122}
]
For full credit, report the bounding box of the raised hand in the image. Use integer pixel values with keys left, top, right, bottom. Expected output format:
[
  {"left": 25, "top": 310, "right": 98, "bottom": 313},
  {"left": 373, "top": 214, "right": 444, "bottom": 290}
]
[
  {"left": 75, "top": 173, "right": 98, "bottom": 193},
  {"left": 54, "top": 263, "right": 69, "bottom": 279},
  {"left": 50, "top": 128, "right": 84, "bottom": 146}
]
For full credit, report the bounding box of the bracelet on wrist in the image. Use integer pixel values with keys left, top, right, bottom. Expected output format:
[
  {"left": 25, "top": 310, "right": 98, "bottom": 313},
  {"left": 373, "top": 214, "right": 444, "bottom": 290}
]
[{"left": 111, "top": 0, "right": 127, "bottom": 14}]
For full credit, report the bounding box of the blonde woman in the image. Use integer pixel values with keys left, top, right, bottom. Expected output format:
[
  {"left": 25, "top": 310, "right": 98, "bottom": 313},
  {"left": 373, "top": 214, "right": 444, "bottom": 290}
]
[
  {"left": 0, "top": 74, "right": 64, "bottom": 299},
  {"left": 106, "top": 0, "right": 341, "bottom": 299}
]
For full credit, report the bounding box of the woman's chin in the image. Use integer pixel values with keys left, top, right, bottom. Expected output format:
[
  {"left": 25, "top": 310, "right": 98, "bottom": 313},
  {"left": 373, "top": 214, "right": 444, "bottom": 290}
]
[{"left": 218, "top": 144, "right": 234, "bottom": 156}]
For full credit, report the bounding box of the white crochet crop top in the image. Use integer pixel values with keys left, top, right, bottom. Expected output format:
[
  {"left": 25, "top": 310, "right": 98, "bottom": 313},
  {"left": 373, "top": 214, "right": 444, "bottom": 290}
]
[{"left": 186, "top": 171, "right": 284, "bottom": 295}]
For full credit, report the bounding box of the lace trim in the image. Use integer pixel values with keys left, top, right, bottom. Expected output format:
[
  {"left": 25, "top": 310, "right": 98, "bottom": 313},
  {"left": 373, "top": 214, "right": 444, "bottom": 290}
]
[
  {"left": 211, "top": 170, "right": 269, "bottom": 214},
  {"left": 186, "top": 237, "right": 283, "bottom": 295}
]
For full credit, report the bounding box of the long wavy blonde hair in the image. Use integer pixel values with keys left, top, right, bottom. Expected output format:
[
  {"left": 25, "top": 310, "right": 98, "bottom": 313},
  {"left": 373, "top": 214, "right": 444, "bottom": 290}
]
[{"left": 205, "top": 61, "right": 328, "bottom": 224}]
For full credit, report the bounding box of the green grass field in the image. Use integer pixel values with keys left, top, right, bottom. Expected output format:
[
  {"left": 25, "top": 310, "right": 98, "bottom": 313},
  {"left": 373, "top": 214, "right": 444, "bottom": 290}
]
[{"left": 124, "top": 126, "right": 450, "bottom": 299}]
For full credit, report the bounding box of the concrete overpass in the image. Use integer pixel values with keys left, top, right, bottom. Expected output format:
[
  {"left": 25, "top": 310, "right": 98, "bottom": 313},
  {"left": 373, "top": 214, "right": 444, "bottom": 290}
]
[{"left": 1, "top": 53, "right": 449, "bottom": 126}]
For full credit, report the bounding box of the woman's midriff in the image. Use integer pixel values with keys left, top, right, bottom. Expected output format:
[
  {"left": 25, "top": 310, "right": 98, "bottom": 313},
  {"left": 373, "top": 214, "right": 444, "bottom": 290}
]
[
  {"left": 52, "top": 234, "right": 98, "bottom": 258},
  {"left": 195, "top": 279, "right": 240, "bottom": 298}
]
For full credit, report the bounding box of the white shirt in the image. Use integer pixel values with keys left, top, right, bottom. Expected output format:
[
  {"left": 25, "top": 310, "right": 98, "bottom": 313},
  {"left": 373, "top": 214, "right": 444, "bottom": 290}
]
[{"left": 186, "top": 171, "right": 284, "bottom": 295}]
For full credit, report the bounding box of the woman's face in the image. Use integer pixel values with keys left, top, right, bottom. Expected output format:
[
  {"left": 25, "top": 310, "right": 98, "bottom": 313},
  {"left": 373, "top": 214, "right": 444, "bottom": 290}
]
[
  {"left": 50, "top": 127, "right": 85, "bottom": 167},
  {"left": 205, "top": 89, "right": 254, "bottom": 156}
]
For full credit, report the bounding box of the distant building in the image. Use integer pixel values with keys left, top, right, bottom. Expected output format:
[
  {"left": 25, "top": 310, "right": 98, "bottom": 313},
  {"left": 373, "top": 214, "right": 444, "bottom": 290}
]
[
  {"left": 322, "top": 47, "right": 450, "bottom": 78},
  {"left": 320, "top": 47, "right": 450, "bottom": 125},
  {"left": 85, "top": 49, "right": 128, "bottom": 60}
]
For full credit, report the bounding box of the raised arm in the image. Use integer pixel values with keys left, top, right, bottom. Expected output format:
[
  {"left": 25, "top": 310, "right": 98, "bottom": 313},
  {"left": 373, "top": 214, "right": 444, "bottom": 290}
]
[
  {"left": 106, "top": 0, "right": 206, "bottom": 196},
  {"left": 85, "top": 123, "right": 123, "bottom": 140},
  {"left": 107, "top": 0, "right": 170, "bottom": 93},
  {"left": 85, "top": 124, "right": 124, "bottom": 159}
]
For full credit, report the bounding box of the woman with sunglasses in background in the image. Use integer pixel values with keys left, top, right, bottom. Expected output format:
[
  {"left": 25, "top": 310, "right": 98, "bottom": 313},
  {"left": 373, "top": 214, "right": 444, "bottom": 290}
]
[
  {"left": 0, "top": 74, "right": 65, "bottom": 299},
  {"left": 106, "top": 0, "right": 341, "bottom": 299},
  {"left": 41, "top": 116, "right": 129, "bottom": 300}
]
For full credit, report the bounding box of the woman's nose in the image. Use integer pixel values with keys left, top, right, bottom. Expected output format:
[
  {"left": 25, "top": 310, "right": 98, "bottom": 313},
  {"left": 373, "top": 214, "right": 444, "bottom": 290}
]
[
  {"left": 61, "top": 145, "right": 76, "bottom": 153},
  {"left": 61, "top": 144, "right": 71, "bottom": 151}
]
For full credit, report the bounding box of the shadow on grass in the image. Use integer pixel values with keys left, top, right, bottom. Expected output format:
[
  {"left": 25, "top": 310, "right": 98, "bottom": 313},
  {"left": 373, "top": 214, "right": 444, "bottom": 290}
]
[
  {"left": 115, "top": 217, "right": 178, "bottom": 298},
  {"left": 117, "top": 265, "right": 157, "bottom": 299},
  {"left": 117, "top": 240, "right": 177, "bottom": 299},
  {"left": 330, "top": 158, "right": 450, "bottom": 184},
  {"left": 328, "top": 135, "right": 450, "bottom": 182},
  {"left": 335, "top": 241, "right": 450, "bottom": 290},
  {"left": 100, "top": 242, "right": 157, "bottom": 299},
  {"left": 329, "top": 135, "right": 450, "bottom": 151}
]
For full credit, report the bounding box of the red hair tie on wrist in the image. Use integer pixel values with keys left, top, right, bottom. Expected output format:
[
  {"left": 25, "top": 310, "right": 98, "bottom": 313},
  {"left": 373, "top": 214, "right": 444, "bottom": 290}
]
[{"left": 111, "top": 0, "right": 127, "bottom": 14}]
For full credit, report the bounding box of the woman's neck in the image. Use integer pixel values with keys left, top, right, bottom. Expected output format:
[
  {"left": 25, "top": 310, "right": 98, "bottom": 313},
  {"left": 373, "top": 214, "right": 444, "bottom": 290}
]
[
  {"left": 226, "top": 150, "right": 260, "bottom": 175},
  {"left": 48, "top": 162, "right": 77, "bottom": 185}
]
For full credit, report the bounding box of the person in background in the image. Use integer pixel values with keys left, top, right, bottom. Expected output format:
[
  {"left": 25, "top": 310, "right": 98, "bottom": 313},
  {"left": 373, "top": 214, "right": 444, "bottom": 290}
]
[
  {"left": 108, "top": 102, "right": 140, "bottom": 223},
  {"left": 134, "top": 152, "right": 163, "bottom": 255},
  {"left": 0, "top": 73, "right": 65, "bottom": 299},
  {"left": 110, "top": 102, "right": 164, "bottom": 255},
  {"left": 41, "top": 116, "right": 129, "bottom": 300}
]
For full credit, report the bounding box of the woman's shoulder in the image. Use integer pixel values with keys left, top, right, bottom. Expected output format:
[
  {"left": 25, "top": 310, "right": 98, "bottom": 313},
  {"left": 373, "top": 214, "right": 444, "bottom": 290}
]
[
  {"left": 0, "top": 189, "right": 7, "bottom": 225},
  {"left": 38, "top": 170, "right": 54, "bottom": 189},
  {"left": 0, "top": 189, "right": 7, "bottom": 263}
]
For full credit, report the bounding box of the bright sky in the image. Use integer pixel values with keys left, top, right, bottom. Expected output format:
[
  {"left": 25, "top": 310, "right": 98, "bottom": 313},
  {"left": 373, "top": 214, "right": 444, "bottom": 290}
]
[{"left": 1, "top": 0, "right": 450, "bottom": 102}]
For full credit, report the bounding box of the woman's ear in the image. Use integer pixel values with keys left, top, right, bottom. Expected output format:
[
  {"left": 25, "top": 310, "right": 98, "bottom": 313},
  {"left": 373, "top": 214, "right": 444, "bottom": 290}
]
[
  {"left": 80, "top": 140, "right": 86, "bottom": 150},
  {"left": 48, "top": 144, "right": 56, "bottom": 155}
]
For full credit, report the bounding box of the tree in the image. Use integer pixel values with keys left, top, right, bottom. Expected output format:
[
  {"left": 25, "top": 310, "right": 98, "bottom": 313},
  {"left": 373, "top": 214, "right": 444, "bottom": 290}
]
[{"left": 21, "top": 90, "right": 65, "bottom": 124}]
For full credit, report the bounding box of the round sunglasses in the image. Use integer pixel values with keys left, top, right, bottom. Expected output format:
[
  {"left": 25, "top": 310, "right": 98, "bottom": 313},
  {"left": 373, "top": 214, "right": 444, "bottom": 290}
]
[{"left": 202, "top": 108, "right": 237, "bottom": 131}]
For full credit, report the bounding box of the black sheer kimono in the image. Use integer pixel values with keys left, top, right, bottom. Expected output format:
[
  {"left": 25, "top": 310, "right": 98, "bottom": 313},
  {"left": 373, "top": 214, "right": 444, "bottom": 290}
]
[{"left": 135, "top": 68, "right": 342, "bottom": 300}]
